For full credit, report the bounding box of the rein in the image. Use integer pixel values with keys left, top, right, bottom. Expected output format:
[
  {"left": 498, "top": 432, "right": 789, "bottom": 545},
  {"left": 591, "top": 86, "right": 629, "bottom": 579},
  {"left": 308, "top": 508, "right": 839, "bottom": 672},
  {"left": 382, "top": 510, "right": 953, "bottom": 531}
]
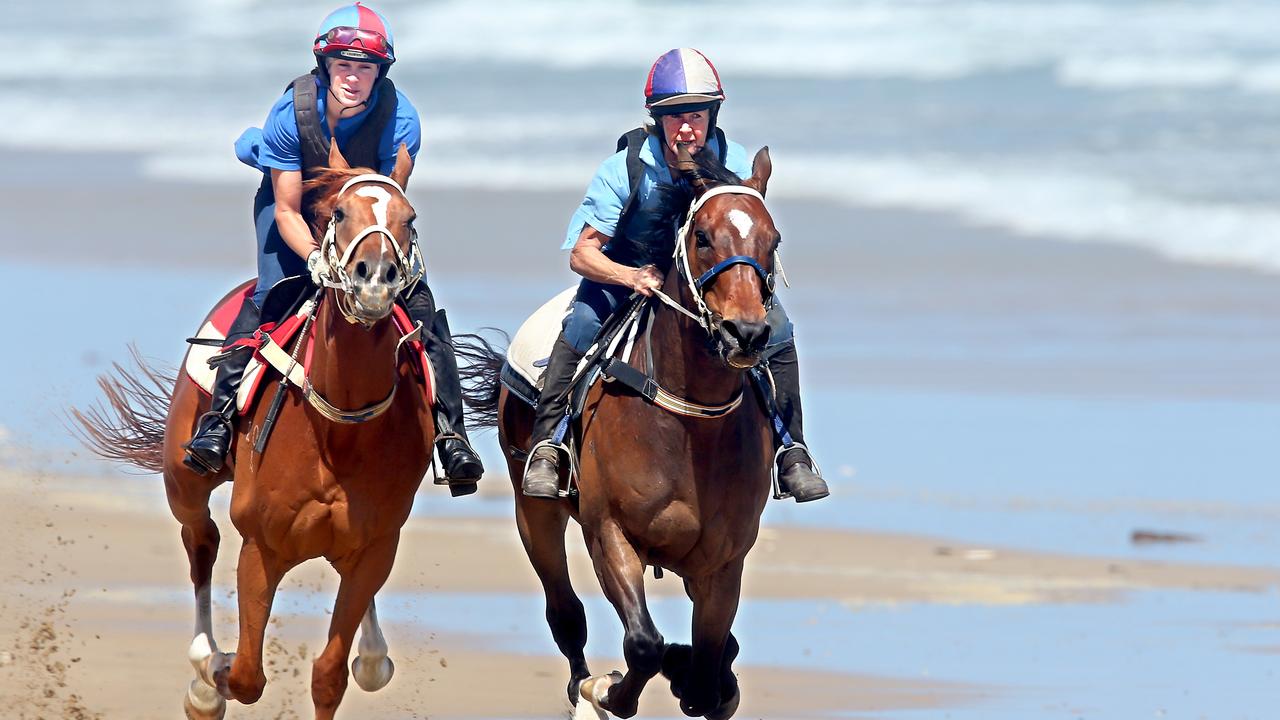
[{"left": 316, "top": 173, "right": 425, "bottom": 326}]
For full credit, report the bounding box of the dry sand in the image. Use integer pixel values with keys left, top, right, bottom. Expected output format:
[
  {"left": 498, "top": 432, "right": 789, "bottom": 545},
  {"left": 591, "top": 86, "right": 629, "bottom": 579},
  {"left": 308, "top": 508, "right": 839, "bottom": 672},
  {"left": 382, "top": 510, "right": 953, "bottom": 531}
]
[{"left": 2, "top": 468, "right": 1276, "bottom": 719}]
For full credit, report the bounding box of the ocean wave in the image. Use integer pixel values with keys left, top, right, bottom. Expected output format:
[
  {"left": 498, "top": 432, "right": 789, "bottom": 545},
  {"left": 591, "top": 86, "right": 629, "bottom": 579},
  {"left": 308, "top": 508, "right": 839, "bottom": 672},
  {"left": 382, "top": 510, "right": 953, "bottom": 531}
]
[{"left": 394, "top": 0, "right": 1280, "bottom": 91}]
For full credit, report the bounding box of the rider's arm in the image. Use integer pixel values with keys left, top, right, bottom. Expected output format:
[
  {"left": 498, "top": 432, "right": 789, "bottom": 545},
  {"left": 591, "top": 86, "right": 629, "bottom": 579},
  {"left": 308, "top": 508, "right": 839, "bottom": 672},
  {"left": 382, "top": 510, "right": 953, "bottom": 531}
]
[
  {"left": 271, "top": 168, "right": 318, "bottom": 260},
  {"left": 569, "top": 224, "right": 663, "bottom": 297}
]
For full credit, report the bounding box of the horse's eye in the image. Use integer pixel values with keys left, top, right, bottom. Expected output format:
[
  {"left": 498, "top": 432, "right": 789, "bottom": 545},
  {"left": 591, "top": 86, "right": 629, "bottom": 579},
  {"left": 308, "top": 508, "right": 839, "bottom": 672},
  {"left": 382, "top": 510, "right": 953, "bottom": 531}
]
[
  {"left": 333, "top": 208, "right": 346, "bottom": 223},
  {"left": 694, "top": 229, "right": 711, "bottom": 249}
]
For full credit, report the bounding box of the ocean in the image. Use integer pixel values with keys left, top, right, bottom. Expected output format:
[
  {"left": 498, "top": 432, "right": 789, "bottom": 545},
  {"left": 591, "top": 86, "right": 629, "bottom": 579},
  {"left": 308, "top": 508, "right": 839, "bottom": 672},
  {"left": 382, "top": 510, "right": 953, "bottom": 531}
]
[{"left": 10, "top": 0, "right": 1280, "bottom": 271}]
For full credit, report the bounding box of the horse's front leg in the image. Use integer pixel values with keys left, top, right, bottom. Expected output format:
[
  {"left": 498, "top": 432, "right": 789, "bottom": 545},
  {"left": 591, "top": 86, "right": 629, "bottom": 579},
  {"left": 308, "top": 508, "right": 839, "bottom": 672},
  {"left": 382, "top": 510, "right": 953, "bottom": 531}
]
[
  {"left": 580, "top": 520, "right": 664, "bottom": 720},
  {"left": 312, "top": 531, "right": 400, "bottom": 720},
  {"left": 680, "top": 560, "right": 745, "bottom": 719},
  {"left": 223, "top": 538, "right": 291, "bottom": 705}
]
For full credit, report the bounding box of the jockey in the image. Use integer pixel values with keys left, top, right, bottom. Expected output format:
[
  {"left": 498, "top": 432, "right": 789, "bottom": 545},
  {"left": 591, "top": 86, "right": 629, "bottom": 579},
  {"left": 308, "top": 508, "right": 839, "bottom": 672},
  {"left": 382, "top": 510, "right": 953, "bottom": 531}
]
[
  {"left": 521, "top": 48, "right": 829, "bottom": 503},
  {"left": 183, "top": 2, "right": 485, "bottom": 491}
]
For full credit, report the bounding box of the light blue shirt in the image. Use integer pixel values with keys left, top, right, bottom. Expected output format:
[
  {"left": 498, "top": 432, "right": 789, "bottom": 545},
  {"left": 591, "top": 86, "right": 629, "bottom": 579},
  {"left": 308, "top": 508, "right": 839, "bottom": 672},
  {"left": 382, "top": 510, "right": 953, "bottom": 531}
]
[
  {"left": 235, "top": 79, "right": 421, "bottom": 176},
  {"left": 562, "top": 132, "right": 751, "bottom": 250}
]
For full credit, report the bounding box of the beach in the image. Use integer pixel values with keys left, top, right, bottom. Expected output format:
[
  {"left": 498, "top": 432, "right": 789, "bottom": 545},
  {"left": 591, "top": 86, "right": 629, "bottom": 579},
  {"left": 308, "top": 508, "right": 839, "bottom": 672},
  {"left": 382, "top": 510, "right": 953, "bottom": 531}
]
[{"left": 7, "top": 1, "right": 1280, "bottom": 715}]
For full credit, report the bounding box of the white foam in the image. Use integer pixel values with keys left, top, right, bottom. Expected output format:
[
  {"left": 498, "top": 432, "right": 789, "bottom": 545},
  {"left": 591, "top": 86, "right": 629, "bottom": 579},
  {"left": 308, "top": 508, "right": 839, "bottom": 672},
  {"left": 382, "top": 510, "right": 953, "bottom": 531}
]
[
  {"left": 394, "top": 0, "right": 1280, "bottom": 90},
  {"left": 771, "top": 152, "right": 1280, "bottom": 274}
]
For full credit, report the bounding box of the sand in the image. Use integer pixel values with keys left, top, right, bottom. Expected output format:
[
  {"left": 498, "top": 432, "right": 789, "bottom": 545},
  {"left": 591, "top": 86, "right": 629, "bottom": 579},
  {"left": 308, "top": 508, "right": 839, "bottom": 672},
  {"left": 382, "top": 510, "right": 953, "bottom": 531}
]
[{"left": 2, "top": 468, "right": 1276, "bottom": 719}]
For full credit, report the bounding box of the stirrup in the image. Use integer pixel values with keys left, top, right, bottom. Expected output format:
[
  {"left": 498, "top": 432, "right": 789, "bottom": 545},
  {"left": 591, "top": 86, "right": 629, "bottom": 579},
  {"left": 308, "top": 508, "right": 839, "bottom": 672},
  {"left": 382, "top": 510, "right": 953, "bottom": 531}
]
[
  {"left": 522, "top": 439, "right": 573, "bottom": 498},
  {"left": 770, "top": 442, "right": 822, "bottom": 501}
]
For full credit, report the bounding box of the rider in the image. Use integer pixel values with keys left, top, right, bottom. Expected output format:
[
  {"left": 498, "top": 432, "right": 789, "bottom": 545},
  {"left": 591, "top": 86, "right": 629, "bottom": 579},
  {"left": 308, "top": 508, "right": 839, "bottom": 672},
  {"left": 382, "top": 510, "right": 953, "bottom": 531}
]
[
  {"left": 182, "top": 2, "right": 485, "bottom": 491},
  {"left": 521, "top": 48, "right": 829, "bottom": 503}
]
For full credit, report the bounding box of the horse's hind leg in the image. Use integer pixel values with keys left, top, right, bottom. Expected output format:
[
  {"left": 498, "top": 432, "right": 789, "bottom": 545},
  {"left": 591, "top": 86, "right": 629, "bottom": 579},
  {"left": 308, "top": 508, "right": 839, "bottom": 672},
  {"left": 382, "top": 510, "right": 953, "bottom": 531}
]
[
  {"left": 515, "top": 491, "right": 591, "bottom": 704},
  {"left": 312, "top": 532, "right": 400, "bottom": 720},
  {"left": 582, "top": 520, "right": 664, "bottom": 720},
  {"left": 164, "top": 464, "right": 229, "bottom": 720}
]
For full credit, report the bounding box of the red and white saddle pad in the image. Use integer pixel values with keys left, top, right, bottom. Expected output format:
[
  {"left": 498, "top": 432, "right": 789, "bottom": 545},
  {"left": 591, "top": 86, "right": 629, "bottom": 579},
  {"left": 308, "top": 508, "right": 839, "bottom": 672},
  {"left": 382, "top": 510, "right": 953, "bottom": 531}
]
[{"left": 183, "top": 280, "right": 434, "bottom": 414}]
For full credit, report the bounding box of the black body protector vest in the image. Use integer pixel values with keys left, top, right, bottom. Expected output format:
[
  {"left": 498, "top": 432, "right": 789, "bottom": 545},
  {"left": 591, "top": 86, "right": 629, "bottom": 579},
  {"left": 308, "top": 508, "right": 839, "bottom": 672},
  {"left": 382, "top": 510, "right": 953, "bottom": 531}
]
[
  {"left": 258, "top": 70, "right": 399, "bottom": 226},
  {"left": 608, "top": 126, "right": 728, "bottom": 268}
]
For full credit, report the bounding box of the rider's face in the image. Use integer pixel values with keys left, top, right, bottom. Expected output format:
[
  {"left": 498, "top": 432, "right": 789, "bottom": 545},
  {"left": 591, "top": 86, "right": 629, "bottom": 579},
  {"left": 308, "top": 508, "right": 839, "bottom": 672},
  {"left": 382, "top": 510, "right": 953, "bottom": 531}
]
[
  {"left": 659, "top": 111, "right": 710, "bottom": 158},
  {"left": 327, "top": 59, "right": 379, "bottom": 109}
]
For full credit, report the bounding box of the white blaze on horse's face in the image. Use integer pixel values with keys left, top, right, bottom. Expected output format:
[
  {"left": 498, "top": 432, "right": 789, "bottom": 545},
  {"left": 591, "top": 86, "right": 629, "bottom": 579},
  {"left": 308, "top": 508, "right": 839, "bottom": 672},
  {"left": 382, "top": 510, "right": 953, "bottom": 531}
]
[
  {"left": 727, "top": 208, "right": 753, "bottom": 239},
  {"left": 355, "top": 186, "right": 392, "bottom": 227}
]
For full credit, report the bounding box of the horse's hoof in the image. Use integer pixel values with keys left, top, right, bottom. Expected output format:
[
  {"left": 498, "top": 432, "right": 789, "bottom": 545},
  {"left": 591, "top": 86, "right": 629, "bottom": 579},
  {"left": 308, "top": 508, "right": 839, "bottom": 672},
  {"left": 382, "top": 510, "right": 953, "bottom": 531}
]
[
  {"left": 184, "top": 678, "right": 226, "bottom": 720},
  {"left": 705, "top": 686, "right": 740, "bottom": 720},
  {"left": 352, "top": 654, "right": 395, "bottom": 692},
  {"left": 574, "top": 672, "right": 622, "bottom": 720}
]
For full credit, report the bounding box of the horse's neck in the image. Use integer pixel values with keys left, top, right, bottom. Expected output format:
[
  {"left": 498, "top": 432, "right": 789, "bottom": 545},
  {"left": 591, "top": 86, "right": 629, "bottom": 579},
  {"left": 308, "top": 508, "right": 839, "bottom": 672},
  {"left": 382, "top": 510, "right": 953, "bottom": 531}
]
[
  {"left": 307, "top": 295, "right": 398, "bottom": 406},
  {"left": 642, "top": 280, "right": 742, "bottom": 404}
]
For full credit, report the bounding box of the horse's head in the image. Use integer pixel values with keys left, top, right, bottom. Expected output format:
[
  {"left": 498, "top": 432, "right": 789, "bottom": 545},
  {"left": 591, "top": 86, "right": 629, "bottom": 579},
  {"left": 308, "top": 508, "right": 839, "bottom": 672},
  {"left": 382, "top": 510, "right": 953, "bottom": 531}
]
[
  {"left": 307, "top": 143, "right": 421, "bottom": 326},
  {"left": 672, "top": 144, "right": 778, "bottom": 369}
]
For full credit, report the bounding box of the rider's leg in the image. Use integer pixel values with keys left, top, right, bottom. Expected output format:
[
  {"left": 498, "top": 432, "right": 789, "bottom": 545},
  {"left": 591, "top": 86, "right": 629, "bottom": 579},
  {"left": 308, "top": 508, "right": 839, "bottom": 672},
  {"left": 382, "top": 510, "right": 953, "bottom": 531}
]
[
  {"left": 401, "top": 281, "right": 484, "bottom": 491},
  {"left": 183, "top": 189, "right": 293, "bottom": 475},
  {"left": 183, "top": 298, "right": 261, "bottom": 475},
  {"left": 521, "top": 281, "right": 624, "bottom": 499},
  {"left": 764, "top": 303, "right": 829, "bottom": 503}
]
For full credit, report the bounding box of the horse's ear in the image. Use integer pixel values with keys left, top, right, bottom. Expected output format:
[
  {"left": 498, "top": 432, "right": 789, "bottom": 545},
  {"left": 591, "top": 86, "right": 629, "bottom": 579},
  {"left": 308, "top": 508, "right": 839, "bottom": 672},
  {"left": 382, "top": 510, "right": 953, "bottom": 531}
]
[
  {"left": 743, "top": 146, "right": 772, "bottom": 198},
  {"left": 389, "top": 143, "right": 413, "bottom": 190},
  {"left": 676, "top": 143, "right": 715, "bottom": 195},
  {"left": 328, "top": 141, "right": 351, "bottom": 170}
]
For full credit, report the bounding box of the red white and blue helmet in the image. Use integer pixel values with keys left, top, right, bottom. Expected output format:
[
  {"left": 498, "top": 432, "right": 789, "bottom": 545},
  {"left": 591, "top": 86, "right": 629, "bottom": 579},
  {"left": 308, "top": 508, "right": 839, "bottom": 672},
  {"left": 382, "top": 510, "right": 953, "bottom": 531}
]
[
  {"left": 313, "top": 2, "right": 396, "bottom": 65},
  {"left": 644, "top": 48, "right": 725, "bottom": 113}
]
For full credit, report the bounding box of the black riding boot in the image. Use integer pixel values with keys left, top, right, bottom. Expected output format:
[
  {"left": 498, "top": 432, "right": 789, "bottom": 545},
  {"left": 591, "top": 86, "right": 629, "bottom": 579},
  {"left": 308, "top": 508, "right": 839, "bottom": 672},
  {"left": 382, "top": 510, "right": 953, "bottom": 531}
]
[
  {"left": 424, "top": 308, "right": 485, "bottom": 495},
  {"left": 522, "top": 334, "right": 586, "bottom": 499},
  {"left": 766, "top": 340, "right": 830, "bottom": 503},
  {"left": 403, "top": 282, "right": 484, "bottom": 495},
  {"left": 183, "top": 299, "right": 261, "bottom": 476}
]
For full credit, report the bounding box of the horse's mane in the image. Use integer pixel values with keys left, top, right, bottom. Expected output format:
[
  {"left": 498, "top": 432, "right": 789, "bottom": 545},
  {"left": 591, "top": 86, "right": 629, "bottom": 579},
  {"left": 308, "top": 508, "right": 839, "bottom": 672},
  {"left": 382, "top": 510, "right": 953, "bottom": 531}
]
[
  {"left": 622, "top": 147, "right": 744, "bottom": 265},
  {"left": 302, "top": 166, "right": 380, "bottom": 237}
]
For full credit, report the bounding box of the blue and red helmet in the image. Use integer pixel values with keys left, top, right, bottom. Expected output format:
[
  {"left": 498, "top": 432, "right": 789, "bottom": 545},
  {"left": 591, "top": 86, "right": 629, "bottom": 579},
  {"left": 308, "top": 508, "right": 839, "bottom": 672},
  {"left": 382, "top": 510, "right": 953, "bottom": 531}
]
[
  {"left": 644, "top": 48, "right": 725, "bottom": 114},
  {"left": 313, "top": 2, "right": 396, "bottom": 65}
]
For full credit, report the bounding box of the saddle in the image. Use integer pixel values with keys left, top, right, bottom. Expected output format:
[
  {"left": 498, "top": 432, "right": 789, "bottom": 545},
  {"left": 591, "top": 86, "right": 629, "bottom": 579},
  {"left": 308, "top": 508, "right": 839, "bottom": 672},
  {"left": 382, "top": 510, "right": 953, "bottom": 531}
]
[{"left": 184, "top": 279, "right": 435, "bottom": 414}]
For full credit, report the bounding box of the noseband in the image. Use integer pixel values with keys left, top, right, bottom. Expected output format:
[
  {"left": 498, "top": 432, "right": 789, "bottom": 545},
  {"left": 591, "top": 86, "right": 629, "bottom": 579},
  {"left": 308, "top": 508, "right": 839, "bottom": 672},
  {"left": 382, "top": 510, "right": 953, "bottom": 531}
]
[
  {"left": 661, "top": 185, "right": 777, "bottom": 335},
  {"left": 316, "top": 173, "right": 425, "bottom": 324}
]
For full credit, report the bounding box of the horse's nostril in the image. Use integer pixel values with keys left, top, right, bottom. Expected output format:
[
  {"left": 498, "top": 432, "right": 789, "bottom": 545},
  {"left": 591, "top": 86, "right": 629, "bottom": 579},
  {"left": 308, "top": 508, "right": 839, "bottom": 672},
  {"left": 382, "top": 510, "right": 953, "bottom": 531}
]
[
  {"left": 723, "top": 319, "right": 770, "bottom": 351},
  {"left": 385, "top": 265, "right": 397, "bottom": 284},
  {"left": 355, "top": 261, "right": 369, "bottom": 280}
]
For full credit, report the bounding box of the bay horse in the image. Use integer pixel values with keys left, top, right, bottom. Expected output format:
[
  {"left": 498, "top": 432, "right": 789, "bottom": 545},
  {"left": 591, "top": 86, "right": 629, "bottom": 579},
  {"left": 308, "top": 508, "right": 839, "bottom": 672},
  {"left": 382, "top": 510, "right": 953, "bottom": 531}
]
[
  {"left": 463, "top": 145, "right": 780, "bottom": 719},
  {"left": 73, "top": 144, "right": 435, "bottom": 719}
]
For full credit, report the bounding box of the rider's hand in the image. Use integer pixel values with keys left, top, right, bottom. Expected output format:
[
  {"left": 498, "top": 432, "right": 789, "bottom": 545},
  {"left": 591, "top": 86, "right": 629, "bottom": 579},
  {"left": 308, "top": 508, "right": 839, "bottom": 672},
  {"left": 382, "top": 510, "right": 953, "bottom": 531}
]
[
  {"left": 307, "top": 249, "right": 329, "bottom": 286},
  {"left": 631, "top": 264, "right": 664, "bottom": 297}
]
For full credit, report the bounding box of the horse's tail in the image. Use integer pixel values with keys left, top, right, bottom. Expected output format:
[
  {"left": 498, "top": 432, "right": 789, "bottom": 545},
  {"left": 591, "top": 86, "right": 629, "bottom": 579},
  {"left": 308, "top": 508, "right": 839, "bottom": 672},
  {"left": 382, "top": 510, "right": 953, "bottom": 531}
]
[
  {"left": 453, "top": 329, "right": 508, "bottom": 430},
  {"left": 68, "top": 346, "right": 174, "bottom": 474}
]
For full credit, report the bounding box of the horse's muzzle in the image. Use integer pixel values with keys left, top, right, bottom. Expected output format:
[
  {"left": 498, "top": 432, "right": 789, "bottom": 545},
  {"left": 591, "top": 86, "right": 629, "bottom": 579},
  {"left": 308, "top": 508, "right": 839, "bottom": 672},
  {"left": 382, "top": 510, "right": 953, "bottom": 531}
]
[
  {"left": 348, "top": 257, "right": 401, "bottom": 322},
  {"left": 718, "top": 317, "right": 770, "bottom": 369}
]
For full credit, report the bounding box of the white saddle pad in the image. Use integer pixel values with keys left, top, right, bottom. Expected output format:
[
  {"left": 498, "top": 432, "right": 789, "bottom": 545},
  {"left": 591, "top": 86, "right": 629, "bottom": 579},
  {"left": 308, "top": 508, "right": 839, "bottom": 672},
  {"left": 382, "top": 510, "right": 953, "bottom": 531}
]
[{"left": 506, "top": 286, "right": 578, "bottom": 391}]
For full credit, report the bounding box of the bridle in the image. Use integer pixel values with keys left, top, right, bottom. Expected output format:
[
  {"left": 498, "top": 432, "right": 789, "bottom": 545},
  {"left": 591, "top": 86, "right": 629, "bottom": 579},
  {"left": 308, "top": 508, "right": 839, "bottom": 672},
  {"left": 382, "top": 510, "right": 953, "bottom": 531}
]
[
  {"left": 315, "top": 173, "right": 425, "bottom": 326},
  {"left": 654, "top": 185, "right": 780, "bottom": 337}
]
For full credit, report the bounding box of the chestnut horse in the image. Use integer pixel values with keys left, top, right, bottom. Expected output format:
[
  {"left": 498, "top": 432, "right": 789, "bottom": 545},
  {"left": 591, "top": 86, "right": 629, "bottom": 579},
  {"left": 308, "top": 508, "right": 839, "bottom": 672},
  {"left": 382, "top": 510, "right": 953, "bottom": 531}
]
[
  {"left": 74, "top": 144, "right": 434, "bottom": 719},
  {"left": 464, "top": 146, "right": 780, "bottom": 719}
]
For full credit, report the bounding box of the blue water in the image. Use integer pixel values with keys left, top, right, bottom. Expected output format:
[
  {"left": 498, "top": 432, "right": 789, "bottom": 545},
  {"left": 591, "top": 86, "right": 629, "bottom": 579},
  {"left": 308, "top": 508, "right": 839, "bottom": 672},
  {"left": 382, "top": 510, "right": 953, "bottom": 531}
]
[{"left": 6, "top": 259, "right": 1279, "bottom": 571}]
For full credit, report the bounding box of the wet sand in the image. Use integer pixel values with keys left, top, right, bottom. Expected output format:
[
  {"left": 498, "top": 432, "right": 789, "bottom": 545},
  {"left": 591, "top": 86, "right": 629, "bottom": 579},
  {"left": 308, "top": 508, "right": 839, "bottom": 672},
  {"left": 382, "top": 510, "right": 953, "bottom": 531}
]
[{"left": 2, "top": 469, "right": 1278, "bottom": 719}]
